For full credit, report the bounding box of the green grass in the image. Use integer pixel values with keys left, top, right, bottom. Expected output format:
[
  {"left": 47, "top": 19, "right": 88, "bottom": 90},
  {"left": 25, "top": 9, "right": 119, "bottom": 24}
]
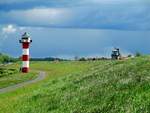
[
  {"left": 1, "top": 57, "right": 150, "bottom": 113},
  {"left": 0, "top": 63, "right": 37, "bottom": 88}
]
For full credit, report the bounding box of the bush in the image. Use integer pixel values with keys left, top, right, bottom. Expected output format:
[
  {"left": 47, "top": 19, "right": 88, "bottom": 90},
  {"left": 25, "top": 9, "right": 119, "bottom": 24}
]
[
  {"left": 128, "top": 54, "right": 132, "bottom": 57},
  {"left": 0, "top": 68, "right": 18, "bottom": 77},
  {"left": 79, "top": 57, "right": 86, "bottom": 61},
  {"left": 135, "top": 52, "right": 142, "bottom": 57}
]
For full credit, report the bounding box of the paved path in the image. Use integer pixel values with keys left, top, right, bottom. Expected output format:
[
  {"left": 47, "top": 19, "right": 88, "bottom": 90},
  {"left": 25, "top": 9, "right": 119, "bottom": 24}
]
[{"left": 0, "top": 71, "right": 46, "bottom": 94}]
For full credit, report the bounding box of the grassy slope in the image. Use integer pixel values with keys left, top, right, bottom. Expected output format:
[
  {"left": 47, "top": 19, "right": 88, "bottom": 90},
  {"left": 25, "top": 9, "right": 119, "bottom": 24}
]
[
  {"left": 0, "top": 63, "right": 37, "bottom": 88},
  {"left": 1, "top": 57, "right": 150, "bottom": 113}
]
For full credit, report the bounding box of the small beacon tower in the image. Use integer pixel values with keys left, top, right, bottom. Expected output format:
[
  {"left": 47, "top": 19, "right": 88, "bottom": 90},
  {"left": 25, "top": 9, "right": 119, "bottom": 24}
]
[{"left": 19, "top": 32, "right": 32, "bottom": 73}]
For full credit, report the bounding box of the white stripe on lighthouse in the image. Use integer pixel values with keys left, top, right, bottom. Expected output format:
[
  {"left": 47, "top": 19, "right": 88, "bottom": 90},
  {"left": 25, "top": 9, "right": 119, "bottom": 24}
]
[
  {"left": 22, "top": 61, "right": 29, "bottom": 68},
  {"left": 23, "top": 49, "right": 29, "bottom": 55}
]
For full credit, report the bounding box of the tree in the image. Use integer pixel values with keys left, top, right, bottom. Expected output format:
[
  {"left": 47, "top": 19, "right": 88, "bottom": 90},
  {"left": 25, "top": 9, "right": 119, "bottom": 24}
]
[{"left": 0, "top": 53, "right": 17, "bottom": 64}]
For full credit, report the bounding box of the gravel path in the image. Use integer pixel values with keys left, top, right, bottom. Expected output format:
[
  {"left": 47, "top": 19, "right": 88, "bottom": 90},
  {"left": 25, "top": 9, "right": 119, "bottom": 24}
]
[{"left": 0, "top": 71, "right": 46, "bottom": 94}]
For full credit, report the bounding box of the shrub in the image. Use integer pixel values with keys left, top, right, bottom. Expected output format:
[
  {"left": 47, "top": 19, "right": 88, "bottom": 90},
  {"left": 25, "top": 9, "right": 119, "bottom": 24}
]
[{"left": 135, "top": 52, "right": 142, "bottom": 57}]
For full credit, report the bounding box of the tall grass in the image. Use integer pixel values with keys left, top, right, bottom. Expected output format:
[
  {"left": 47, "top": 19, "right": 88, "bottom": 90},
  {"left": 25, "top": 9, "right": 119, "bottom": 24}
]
[{"left": 0, "top": 62, "right": 37, "bottom": 88}]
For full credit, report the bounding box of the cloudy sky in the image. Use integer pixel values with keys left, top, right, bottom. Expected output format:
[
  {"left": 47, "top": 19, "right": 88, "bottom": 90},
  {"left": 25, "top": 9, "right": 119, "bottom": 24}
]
[{"left": 0, "top": 0, "right": 150, "bottom": 58}]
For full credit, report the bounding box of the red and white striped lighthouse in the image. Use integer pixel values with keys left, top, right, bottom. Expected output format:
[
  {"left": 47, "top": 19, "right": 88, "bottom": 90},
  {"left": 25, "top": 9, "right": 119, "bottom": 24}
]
[{"left": 19, "top": 32, "right": 32, "bottom": 73}]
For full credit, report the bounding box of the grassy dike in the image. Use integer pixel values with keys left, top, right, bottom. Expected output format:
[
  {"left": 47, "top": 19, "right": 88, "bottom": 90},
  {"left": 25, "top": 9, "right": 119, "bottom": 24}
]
[{"left": 1, "top": 57, "right": 150, "bottom": 112}]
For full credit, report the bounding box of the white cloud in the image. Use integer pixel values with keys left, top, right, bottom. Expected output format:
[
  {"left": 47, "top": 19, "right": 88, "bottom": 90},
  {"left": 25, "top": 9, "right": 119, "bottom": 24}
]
[
  {"left": 1, "top": 8, "right": 72, "bottom": 26},
  {"left": 2, "top": 24, "right": 16, "bottom": 34},
  {"left": 0, "top": 24, "right": 17, "bottom": 42},
  {"left": 23, "top": 8, "right": 70, "bottom": 24}
]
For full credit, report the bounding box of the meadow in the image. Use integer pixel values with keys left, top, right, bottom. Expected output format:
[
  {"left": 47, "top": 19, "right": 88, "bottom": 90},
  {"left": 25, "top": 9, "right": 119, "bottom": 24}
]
[
  {"left": 0, "top": 63, "right": 37, "bottom": 89},
  {"left": 0, "top": 56, "right": 150, "bottom": 113}
]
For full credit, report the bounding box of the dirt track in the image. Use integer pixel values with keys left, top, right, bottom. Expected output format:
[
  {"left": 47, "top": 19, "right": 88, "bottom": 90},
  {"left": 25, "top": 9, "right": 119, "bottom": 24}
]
[{"left": 0, "top": 71, "right": 46, "bottom": 94}]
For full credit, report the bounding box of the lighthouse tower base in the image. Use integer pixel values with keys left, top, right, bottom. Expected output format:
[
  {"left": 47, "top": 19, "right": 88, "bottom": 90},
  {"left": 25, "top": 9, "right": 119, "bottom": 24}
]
[{"left": 22, "top": 67, "right": 29, "bottom": 73}]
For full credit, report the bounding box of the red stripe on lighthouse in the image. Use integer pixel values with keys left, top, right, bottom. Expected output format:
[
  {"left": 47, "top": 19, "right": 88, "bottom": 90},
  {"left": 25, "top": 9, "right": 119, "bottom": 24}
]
[
  {"left": 22, "top": 43, "right": 29, "bottom": 49},
  {"left": 22, "top": 67, "right": 29, "bottom": 73},
  {"left": 22, "top": 55, "right": 29, "bottom": 61}
]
